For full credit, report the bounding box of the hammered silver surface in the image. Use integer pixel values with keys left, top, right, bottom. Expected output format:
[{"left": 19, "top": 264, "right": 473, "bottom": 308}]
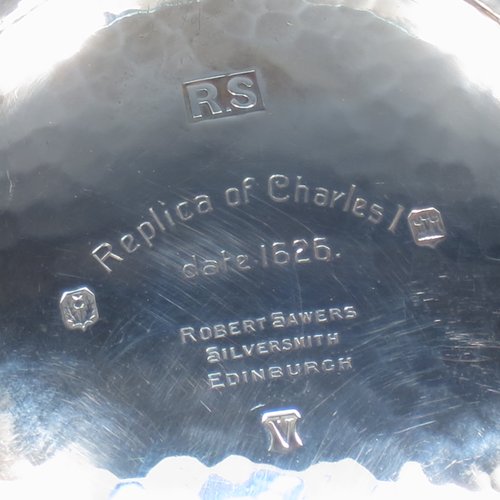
[{"left": 0, "top": 0, "right": 499, "bottom": 494}]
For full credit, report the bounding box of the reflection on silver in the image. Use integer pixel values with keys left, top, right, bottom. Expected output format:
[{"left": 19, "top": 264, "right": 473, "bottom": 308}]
[
  {"left": 261, "top": 409, "right": 303, "bottom": 453},
  {"left": 59, "top": 287, "right": 99, "bottom": 331},
  {"left": 0, "top": 0, "right": 172, "bottom": 99},
  {"left": 3, "top": 455, "right": 500, "bottom": 498},
  {"left": 407, "top": 208, "right": 447, "bottom": 248}
]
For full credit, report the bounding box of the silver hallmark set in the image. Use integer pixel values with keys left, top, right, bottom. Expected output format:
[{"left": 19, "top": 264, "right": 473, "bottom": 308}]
[{"left": 0, "top": 0, "right": 500, "bottom": 498}]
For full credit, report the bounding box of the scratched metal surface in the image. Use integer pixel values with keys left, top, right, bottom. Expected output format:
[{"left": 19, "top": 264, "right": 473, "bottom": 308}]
[{"left": 0, "top": 0, "right": 500, "bottom": 492}]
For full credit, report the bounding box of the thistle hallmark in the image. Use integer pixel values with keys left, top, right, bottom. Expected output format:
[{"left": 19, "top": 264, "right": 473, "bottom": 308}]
[{"left": 59, "top": 287, "right": 99, "bottom": 331}]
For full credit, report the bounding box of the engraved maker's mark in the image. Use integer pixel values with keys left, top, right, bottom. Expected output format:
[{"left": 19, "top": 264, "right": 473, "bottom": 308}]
[
  {"left": 183, "top": 70, "right": 265, "bottom": 122},
  {"left": 262, "top": 409, "right": 303, "bottom": 453}
]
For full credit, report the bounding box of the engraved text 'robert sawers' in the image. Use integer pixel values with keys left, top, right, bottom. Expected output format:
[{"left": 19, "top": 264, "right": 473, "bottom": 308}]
[{"left": 180, "top": 305, "right": 358, "bottom": 390}]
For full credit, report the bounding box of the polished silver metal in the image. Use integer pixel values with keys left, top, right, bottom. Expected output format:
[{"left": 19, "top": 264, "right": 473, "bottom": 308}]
[{"left": 1, "top": 0, "right": 500, "bottom": 497}]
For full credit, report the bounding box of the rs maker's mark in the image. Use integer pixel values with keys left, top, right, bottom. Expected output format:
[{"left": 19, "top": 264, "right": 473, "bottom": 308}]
[{"left": 183, "top": 70, "right": 264, "bottom": 122}]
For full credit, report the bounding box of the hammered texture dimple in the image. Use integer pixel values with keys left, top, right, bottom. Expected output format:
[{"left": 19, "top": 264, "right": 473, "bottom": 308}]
[{"left": 0, "top": 0, "right": 498, "bottom": 220}]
